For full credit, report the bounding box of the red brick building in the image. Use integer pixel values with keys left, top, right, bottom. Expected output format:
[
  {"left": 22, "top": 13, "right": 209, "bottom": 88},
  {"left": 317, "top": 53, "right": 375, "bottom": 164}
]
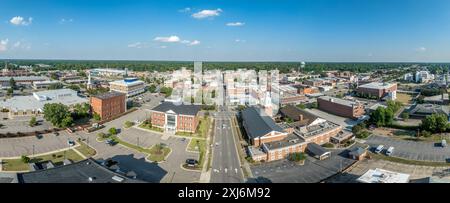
[
  {"left": 317, "top": 96, "right": 365, "bottom": 119},
  {"left": 357, "top": 82, "right": 397, "bottom": 100},
  {"left": 90, "top": 92, "right": 127, "bottom": 121},
  {"left": 151, "top": 102, "right": 202, "bottom": 133}
]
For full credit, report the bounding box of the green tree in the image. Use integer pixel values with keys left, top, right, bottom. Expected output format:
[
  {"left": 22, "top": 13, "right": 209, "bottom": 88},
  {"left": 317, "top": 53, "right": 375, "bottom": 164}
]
[
  {"left": 93, "top": 113, "right": 101, "bottom": 121},
  {"left": 67, "top": 84, "right": 81, "bottom": 92},
  {"left": 6, "top": 88, "right": 13, "bottom": 96},
  {"left": 296, "top": 103, "right": 306, "bottom": 109},
  {"left": 9, "top": 77, "right": 16, "bottom": 89},
  {"left": 384, "top": 108, "right": 394, "bottom": 126},
  {"left": 160, "top": 87, "right": 173, "bottom": 97},
  {"left": 371, "top": 107, "right": 386, "bottom": 127},
  {"left": 29, "top": 116, "right": 37, "bottom": 127},
  {"left": 148, "top": 84, "right": 157, "bottom": 93},
  {"left": 43, "top": 103, "right": 73, "bottom": 128},
  {"left": 401, "top": 112, "right": 409, "bottom": 120},
  {"left": 108, "top": 127, "right": 117, "bottom": 135}
]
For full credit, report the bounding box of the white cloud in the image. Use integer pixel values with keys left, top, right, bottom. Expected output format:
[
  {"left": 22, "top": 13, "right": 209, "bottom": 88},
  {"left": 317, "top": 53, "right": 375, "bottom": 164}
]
[
  {"left": 10, "top": 40, "right": 31, "bottom": 50},
  {"left": 13, "top": 41, "right": 21, "bottom": 48},
  {"left": 235, "top": 39, "right": 246, "bottom": 43},
  {"left": 192, "top": 9, "right": 222, "bottom": 19},
  {"left": 59, "top": 18, "right": 74, "bottom": 24},
  {"left": 10, "top": 16, "right": 33, "bottom": 26},
  {"left": 178, "top": 7, "right": 191, "bottom": 13},
  {"left": 188, "top": 40, "right": 200, "bottom": 46},
  {"left": 160, "top": 46, "right": 167, "bottom": 49},
  {"left": 153, "top": 36, "right": 200, "bottom": 47},
  {"left": 128, "top": 42, "right": 146, "bottom": 48},
  {"left": 226, "top": 22, "right": 245, "bottom": 27},
  {"left": 0, "top": 39, "right": 9, "bottom": 52},
  {"left": 416, "top": 47, "right": 427, "bottom": 52},
  {"left": 153, "top": 35, "right": 181, "bottom": 43}
]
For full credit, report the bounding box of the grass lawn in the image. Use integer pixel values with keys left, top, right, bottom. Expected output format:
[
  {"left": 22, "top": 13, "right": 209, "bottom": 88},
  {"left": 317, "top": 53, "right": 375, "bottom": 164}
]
[
  {"left": 138, "top": 123, "right": 164, "bottom": 133},
  {"left": 148, "top": 145, "right": 171, "bottom": 162},
  {"left": 370, "top": 152, "right": 450, "bottom": 167},
  {"left": 2, "top": 149, "right": 84, "bottom": 171},
  {"left": 110, "top": 136, "right": 171, "bottom": 162},
  {"left": 75, "top": 141, "right": 97, "bottom": 158},
  {"left": 396, "top": 93, "right": 413, "bottom": 104},
  {"left": 188, "top": 138, "right": 206, "bottom": 152},
  {"left": 175, "top": 117, "right": 211, "bottom": 138}
]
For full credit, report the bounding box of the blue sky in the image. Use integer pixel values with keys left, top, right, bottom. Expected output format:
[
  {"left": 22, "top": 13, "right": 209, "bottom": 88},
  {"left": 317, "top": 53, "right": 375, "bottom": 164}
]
[{"left": 1, "top": 0, "right": 450, "bottom": 62}]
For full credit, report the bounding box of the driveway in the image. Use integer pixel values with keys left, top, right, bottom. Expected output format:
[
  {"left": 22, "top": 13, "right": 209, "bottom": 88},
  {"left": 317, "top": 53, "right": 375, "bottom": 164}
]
[
  {"left": 117, "top": 127, "right": 201, "bottom": 183},
  {"left": 249, "top": 150, "right": 356, "bottom": 183},
  {"left": 366, "top": 135, "right": 450, "bottom": 162}
]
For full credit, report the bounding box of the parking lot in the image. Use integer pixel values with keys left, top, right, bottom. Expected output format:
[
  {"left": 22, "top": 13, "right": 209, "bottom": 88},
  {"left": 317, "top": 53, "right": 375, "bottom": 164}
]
[
  {"left": 0, "top": 132, "right": 73, "bottom": 157},
  {"left": 0, "top": 116, "right": 53, "bottom": 134},
  {"left": 249, "top": 150, "right": 356, "bottom": 183},
  {"left": 327, "top": 158, "right": 450, "bottom": 183},
  {"left": 117, "top": 127, "right": 201, "bottom": 183},
  {"left": 366, "top": 135, "right": 450, "bottom": 162}
]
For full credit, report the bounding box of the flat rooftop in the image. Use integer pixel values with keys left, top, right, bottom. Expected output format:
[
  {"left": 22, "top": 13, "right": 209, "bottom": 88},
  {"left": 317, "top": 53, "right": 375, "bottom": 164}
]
[
  {"left": 263, "top": 133, "right": 306, "bottom": 151},
  {"left": 17, "top": 158, "right": 144, "bottom": 183},
  {"left": 0, "top": 88, "right": 88, "bottom": 111},
  {"left": 357, "top": 168, "right": 410, "bottom": 183},
  {"left": 359, "top": 82, "right": 395, "bottom": 90},
  {"left": 318, "top": 96, "right": 360, "bottom": 108},
  {"left": 0, "top": 76, "right": 48, "bottom": 81},
  {"left": 109, "top": 78, "right": 145, "bottom": 86},
  {"left": 294, "top": 121, "right": 340, "bottom": 139},
  {"left": 93, "top": 91, "right": 126, "bottom": 100}
]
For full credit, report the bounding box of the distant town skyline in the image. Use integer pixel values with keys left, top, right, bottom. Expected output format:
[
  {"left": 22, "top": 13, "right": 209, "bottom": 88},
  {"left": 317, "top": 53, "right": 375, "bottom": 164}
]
[{"left": 1, "top": 0, "right": 450, "bottom": 62}]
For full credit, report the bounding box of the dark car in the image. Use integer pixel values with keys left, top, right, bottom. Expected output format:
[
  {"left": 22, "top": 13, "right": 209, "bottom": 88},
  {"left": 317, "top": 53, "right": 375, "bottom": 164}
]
[
  {"left": 185, "top": 159, "right": 198, "bottom": 167},
  {"left": 106, "top": 139, "right": 117, "bottom": 146}
]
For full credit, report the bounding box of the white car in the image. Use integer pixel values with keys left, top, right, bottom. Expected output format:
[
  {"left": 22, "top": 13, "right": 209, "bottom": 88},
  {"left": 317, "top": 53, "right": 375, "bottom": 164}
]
[
  {"left": 386, "top": 147, "right": 394, "bottom": 156},
  {"left": 375, "top": 145, "right": 384, "bottom": 154}
]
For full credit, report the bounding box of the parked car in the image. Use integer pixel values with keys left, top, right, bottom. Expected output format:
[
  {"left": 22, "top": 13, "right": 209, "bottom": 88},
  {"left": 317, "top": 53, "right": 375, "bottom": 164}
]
[
  {"left": 67, "top": 140, "right": 75, "bottom": 147},
  {"left": 106, "top": 139, "right": 116, "bottom": 146},
  {"left": 35, "top": 134, "right": 43, "bottom": 139},
  {"left": 442, "top": 139, "right": 447, "bottom": 147},
  {"left": 375, "top": 145, "right": 384, "bottom": 154},
  {"left": 185, "top": 159, "right": 198, "bottom": 167},
  {"left": 386, "top": 147, "right": 394, "bottom": 156}
]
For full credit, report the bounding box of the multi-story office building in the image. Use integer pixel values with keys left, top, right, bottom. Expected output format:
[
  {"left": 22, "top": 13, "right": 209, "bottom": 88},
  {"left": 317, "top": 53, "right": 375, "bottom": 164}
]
[
  {"left": 357, "top": 82, "right": 397, "bottom": 100},
  {"left": 151, "top": 102, "right": 202, "bottom": 133},
  {"left": 90, "top": 92, "right": 127, "bottom": 121},
  {"left": 109, "top": 78, "right": 145, "bottom": 98},
  {"left": 317, "top": 96, "right": 365, "bottom": 119}
]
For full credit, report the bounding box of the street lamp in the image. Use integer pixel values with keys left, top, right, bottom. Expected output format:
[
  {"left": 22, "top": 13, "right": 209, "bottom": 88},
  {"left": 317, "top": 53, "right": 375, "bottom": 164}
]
[{"left": 32, "top": 145, "right": 35, "bottom": 156}]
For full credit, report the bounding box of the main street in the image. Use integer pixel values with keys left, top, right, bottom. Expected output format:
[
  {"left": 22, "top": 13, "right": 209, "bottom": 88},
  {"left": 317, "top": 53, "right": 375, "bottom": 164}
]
[{"left": 210, "top": 106, "right": 244, "bottom": 183}]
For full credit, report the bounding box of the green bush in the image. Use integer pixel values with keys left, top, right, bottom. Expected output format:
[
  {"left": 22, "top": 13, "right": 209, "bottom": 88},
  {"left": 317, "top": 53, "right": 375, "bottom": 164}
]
[
  {"left": 21, "top": 155, "right": 31, "bottom": 163},
  {"left": 322, "top": 143, "right": 334, "bottom": 148},
  {"left": 288, "top": 152, "right": 306, "bottom": 162}
]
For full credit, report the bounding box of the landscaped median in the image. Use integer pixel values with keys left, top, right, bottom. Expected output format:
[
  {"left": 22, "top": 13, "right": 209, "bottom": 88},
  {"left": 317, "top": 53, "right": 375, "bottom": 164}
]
[
  {"left": 176, "top": 117, "right": 211, "bottom": 138},
  {"left": 75, "top": 140, "right": 97, "bottom": 158},
  {"left": 370, "top": 152, "right": 450, "bottom": 167},
  {"left": 1, "top": 149, "right": 84, "bottom": 172},
  {"left": 108, "top": 135, "right": 171, "bottom": 163}
]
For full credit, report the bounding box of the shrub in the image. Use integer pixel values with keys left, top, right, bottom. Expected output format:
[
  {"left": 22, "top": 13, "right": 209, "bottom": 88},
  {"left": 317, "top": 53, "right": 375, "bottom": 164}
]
[
  {"left": 288, "top": 152, "right": 306, "bottom": 162},
  {"left": 21, "top": 155, "right": 31, "bottom": 163},
  {"left": 124, "top": 121, "right": 134, "bottom": 128},
  {"left": 322, "top": 143, "right": 334, "bottom": 148}
]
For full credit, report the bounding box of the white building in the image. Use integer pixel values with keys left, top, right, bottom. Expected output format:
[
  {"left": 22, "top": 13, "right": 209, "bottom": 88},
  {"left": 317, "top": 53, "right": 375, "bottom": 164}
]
[
  {"left": 357, "top": 168, "right": 410, "bottom": 183},
  {"left": 0, "top": 89, "right": 88, "bottom": 118},
  {"left": 109, "top": 78, "right": 145, "bottom": 98},
  {"left": 415, "top": 71, "right": 434, "bottom": 83}
]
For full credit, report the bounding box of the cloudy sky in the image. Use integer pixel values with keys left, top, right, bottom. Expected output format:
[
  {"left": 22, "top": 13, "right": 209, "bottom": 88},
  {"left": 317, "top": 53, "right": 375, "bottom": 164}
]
[{"left": 1, "top": 0, "right": 450, "bottom": 62}]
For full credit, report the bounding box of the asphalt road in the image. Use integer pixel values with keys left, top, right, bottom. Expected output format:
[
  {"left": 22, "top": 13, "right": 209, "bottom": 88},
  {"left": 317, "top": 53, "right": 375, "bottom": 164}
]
[{"left": 210, "top": 107, "right": 244, "bottom": 183}]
